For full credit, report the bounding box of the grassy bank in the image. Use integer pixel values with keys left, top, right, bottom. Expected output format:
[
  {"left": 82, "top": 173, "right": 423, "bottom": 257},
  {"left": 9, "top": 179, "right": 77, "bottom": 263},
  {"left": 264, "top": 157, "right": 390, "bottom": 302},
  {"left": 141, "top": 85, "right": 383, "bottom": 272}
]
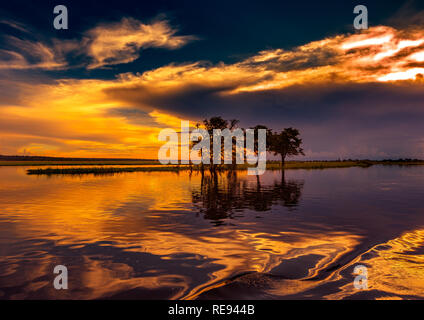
[
  {"left": 25, "top": 160, "right": 424, "bottom": 175},
  {"left": 269, "top": 160, "right": 372, "bottom": 169},
  {"left": 27, "top": 166, "right": 183, "bottom": 175}
]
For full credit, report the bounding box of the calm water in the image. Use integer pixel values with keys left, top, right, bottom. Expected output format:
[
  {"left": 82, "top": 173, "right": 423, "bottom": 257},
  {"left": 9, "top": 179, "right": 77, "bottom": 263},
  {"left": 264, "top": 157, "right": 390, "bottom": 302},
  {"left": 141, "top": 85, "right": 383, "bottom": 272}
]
[{"left": 0, "top": 165, "right": 424, "bottom": 299}]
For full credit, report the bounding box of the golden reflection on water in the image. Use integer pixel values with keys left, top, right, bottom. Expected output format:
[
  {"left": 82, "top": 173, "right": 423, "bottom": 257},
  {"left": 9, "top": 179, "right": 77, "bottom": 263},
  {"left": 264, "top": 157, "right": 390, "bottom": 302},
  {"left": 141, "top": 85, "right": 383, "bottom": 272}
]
[
  {"left": 326, "top": 228, "right": 424, "bottom": 300},
  {"left": 1, "top": 166, "right": 424, "bottom": 299},
  {"left": 0, "top": 168, "right": 190, "bottom": 242}
]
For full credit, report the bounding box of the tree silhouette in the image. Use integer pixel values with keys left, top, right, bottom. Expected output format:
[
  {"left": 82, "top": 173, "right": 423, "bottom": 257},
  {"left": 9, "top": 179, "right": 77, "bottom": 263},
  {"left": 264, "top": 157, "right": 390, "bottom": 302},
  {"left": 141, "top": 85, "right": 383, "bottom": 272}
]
[
  {"left": 192, "top": 118, "right": 305, "bottom": 173},
  {"left": 202, "top": 116, "right": 239, "bottom": 172},
  {"left": 269, "top": 128, "right": 304, "bottom": 167}
]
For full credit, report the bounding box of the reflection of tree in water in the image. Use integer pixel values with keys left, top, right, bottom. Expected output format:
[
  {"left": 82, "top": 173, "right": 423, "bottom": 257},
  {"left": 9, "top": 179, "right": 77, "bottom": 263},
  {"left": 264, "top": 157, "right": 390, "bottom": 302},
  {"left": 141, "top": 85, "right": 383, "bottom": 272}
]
[{"left": 191, "top": 170, "right": 304, "bottom": 224}]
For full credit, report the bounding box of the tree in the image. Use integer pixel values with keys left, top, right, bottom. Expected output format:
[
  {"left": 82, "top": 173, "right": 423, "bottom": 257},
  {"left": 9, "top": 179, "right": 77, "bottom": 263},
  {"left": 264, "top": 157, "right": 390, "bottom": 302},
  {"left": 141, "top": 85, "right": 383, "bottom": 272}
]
[
  {"left": 269, "top": 127, "right": 304, "bottom": 167},
  {"left": 249, "top": 125, "right": 272, "bottom": 184},
  {"left": 203, "top": 116, "right": 239, "bottom": 171},
  {"left": 191, "top": 122, "right": 204, "bottom": 174},
  {"left": 250, "top": 125, "right": 272, "bottom": 154}
]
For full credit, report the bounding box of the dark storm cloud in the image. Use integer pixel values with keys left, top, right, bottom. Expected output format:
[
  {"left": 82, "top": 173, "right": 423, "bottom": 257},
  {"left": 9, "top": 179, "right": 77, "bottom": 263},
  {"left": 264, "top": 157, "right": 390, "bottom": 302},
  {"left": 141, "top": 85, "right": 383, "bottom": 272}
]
[
  {"left": 105, "top": 81, "right": 424, "bottom": 159},
  {"left": 105, "top": 107, "right": 169, "bottom": 127}
]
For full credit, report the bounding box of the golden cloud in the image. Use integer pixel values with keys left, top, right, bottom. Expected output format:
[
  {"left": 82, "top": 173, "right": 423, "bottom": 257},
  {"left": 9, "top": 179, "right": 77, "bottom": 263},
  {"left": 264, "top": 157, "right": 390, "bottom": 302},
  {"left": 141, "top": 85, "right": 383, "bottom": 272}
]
[
  {"left": 85, "top": 18, "right": 195, "bottom": 69},
  {"left": 0, "top": 36, "right": 67, "bottom": 70},
  {"left": 102, "top": 26, "right": 424, "bottom": 98},
  {"left": 0, "top": 77, "right": 191, "bottom": 158},
  {"left": 0, "top": 18, "right": 194, "bottom": 70}
]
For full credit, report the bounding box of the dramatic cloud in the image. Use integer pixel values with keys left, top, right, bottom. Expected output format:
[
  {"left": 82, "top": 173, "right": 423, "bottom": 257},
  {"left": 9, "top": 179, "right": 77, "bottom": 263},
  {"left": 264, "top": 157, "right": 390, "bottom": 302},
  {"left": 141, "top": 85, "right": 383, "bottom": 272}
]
[
  {"left": 0, "top": 18, "right": 193, "bottom": 70},
  {"left": 84, "top": 18, "right": 195, "bottom": 69},
  {"left": 0, "top": 76, "right": 192, "bottom": 158},
  {"left": 0, "top": 36, "right": 67, "bottom": 70},
  {"left": 99, "top": 26, "right": 424, "bottom": 103}
]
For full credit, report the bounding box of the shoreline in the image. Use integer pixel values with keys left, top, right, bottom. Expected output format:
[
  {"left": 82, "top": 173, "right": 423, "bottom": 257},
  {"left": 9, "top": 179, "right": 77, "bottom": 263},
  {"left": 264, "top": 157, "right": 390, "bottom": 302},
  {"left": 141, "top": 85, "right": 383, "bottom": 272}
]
[{"left": 23, "top": 160, "right": 424, "bottom": 175}]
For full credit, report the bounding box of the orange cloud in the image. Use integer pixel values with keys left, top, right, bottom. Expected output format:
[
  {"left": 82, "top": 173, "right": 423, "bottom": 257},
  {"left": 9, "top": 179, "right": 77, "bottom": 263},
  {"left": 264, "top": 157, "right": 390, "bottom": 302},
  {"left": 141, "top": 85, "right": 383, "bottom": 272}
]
[
  {"left": 0, "top": 36, "right": 67, "bottom": 70},
  {"left": 85, "top": 18, "right": 195, "bottom": 69},
  {"left": 0, "top": 18, "right": 193, "bottom": 70},
  {"left": 102, "top": 26, "right": 424, "bottom": 97},
  {"left": 0, "top": 77, "right": 191, "bottom": 158}
]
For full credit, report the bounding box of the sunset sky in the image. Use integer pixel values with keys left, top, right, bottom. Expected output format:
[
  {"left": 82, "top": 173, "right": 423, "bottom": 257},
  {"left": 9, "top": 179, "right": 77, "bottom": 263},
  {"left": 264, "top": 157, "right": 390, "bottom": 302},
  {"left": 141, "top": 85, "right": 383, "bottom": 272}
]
[{"left": 1, "top": 0, "right": 424, "bottom": 159}]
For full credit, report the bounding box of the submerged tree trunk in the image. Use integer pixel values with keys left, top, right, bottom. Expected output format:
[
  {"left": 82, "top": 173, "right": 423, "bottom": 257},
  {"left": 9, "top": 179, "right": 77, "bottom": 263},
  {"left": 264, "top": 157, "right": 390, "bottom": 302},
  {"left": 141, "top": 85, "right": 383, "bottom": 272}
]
[
  {"left": 200, "top": 149, "right": 204, "bottom": 173},
  {"left": 281, "top": 153, "right": 286, "bottom": 182}
]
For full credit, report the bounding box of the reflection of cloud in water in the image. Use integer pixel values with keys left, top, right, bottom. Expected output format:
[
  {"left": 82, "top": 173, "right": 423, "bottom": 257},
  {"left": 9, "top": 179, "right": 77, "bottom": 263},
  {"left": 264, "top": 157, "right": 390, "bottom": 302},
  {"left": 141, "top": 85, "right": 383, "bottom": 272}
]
[{"left": 1, "top": 166, "right": 424, "bottom": 299}]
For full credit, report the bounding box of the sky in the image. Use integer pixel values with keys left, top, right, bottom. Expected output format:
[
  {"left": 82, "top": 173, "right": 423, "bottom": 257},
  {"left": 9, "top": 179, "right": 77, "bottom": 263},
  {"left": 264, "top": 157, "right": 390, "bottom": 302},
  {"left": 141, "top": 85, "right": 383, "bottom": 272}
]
[{"left": 1, "top": 0, "right": 424, "bottom": 160}]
